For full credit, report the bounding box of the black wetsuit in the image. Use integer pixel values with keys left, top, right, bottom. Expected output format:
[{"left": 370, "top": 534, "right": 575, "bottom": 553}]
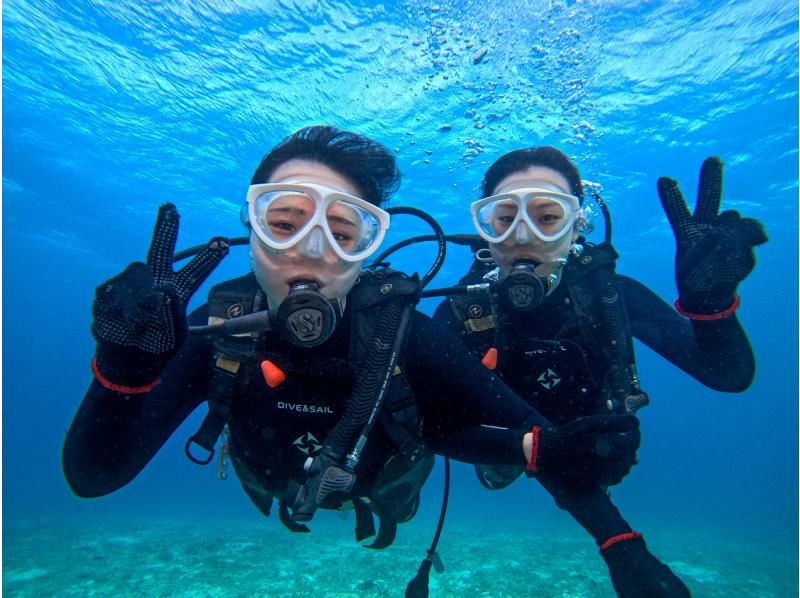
[
  {"left": 433, "top": 261, "right": 755, "bottom": 542},
  {"left": 63, "top": 274, "right": 544, "bottom": 510}
]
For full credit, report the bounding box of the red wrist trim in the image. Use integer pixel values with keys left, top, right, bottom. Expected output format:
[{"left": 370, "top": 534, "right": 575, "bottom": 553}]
[
  {"left": 674, "top": 295, "right": 740, "bottom": 321},
  {"left": 91, "top": 357, "right": 160, "bottom": 394},
  {"left": 526, "top": 426, "right": 541, "bottom": 472},
  {"left": 599, "top": 531, "right": 643, "bottom": 551}
]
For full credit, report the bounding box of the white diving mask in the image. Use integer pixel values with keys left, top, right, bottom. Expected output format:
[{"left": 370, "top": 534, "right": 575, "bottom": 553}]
[
  {"left": 470, "top": 187, "right": 582, "bottom": 245},
  {"left": 245, "top": 182, "right": 390, "bottom": 262}
]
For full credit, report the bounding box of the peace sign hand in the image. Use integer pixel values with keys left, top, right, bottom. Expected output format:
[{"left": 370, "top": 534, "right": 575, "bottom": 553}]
[
  {"left": 92, "top": 204, "right": 228, "bottom": 388},
  {"left": 657, "top": 157, "right": 767, "bottom": 315}
]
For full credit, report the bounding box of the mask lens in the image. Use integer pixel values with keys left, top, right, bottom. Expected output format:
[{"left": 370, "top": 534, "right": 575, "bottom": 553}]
[
  {"left": 327, "top": 199, "right": 382, "bottom": 256},
  {"left": 526, "top": 197, "right": 570, "bottom": 239},
  {"left": 255, "top": 190, "right": 316, "bottom": 244},
  {"left": 477, "top": 199, "right": 519, "bottom": 240},
  {"left": 473, "top": 192, "right": 576, "bottom": 243}
]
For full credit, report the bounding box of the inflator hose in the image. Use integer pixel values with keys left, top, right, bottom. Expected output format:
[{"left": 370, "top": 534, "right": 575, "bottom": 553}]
[{"left": 323, "top": 299, "right": 410, "bottom": 460}]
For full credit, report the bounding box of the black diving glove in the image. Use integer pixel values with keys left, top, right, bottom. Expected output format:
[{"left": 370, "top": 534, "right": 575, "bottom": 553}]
[
  {"left": 533, "top": 415, "right": 640, "bottom": 486},
  {"left": 658, "top": 156, "right": 767, "bottom": 315},
  {"left": 291, "top": 451, "right": 356, "bottom": 523},
  {"left": 92, "top": 203, "right": 228, "bottom": 388},
  {"left": 601, "top": 534, "right": 691, "bottom": 597}
]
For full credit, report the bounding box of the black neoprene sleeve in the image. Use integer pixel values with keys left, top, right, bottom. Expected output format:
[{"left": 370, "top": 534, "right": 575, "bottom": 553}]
[
  {"left": 431, "top": 275, "right": 756, "bottom": 393},
  {"left": 63, "top": 305, "right": 546, "bottom": 496},
  {"left": 619, "top": 275, "right": 756, "bottom": 391},
  {"left": 62, "top": 308, "right": 212, "bottom": 498},
  {"left": 402, "top": 312, "right": 549, "bottom": 464}
]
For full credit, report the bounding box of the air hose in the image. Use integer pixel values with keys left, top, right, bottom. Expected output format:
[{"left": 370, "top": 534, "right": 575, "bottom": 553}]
[
  {"left": 585, "top": 186, "right": 648, "bottom": 414},
  {"left": 323, "top": 299, "right": 411, "bottom": 461}
]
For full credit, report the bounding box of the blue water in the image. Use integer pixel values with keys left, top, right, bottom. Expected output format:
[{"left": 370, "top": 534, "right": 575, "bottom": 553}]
[{"left": 3, "top": 1, "right": 798, "bottom": 596}]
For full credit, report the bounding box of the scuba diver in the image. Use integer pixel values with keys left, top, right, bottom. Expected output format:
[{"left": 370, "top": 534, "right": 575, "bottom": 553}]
[
  {"left": 428, "top": 147, "right": 767, "bottom": 597},
  {"left": 62, "top": 128, "right": 640, "bottom": 588}
]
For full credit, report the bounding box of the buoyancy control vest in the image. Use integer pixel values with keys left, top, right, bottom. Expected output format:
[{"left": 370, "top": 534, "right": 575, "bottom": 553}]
[
  {"left": 444, "top": 240, "right": 646, "bottom": 425},
  {"left": 188, "top": 269, "right": 434, "bottom": 548}
]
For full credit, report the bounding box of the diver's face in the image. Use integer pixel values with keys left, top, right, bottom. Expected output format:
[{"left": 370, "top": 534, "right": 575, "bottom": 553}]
[
  {"left": 250, "top": 159, "right": 364, "bottom": 309},
  {"left": 488, "top": 166, "right": 578, "bottom": 273}
]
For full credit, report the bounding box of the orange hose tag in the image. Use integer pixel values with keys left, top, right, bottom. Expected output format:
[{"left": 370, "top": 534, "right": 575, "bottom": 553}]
[
  {"left": 261, "top": 360, "right": 286, "bottom": 388},
  {"left": 481, "top": 347, "right": 498, "bottom": 370}
]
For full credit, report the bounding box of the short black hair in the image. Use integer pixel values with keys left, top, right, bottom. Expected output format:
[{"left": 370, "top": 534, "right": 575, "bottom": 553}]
[
  {"left": 250, "top": 125, "right": 400, "bottom": 206},
  {"left": 481, "top": 146, "right": 584, "bottom": 202}
]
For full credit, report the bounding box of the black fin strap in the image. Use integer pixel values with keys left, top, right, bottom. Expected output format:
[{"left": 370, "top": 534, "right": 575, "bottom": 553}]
[
  {"left": 365, "top": 501, "right": 398, "bottom": 549},
  {"left": 278, "top": 502, "right": 310, "bottom": 533},
  {"left": 353, "top": 498, "right": 377, "bottom": 542}
]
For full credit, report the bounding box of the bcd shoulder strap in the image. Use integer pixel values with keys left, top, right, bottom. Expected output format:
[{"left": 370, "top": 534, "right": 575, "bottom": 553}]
[
  {"left": 348, "top": 268, "right": 421, "bottom": 370},
  {"left": 185, "top": 274, "right": 265, "bottom": 464}
]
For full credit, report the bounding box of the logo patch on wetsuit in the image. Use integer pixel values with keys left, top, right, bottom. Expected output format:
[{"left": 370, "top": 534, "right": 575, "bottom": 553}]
[
  {"left": 537, "top": 368, "right": 562, "bottom": 389},
  {"left": 292, "top": 432, "right": 323, "bottom": 455},
  {"left": 227, "top": 303, "right": 244, "bottom": 318},
  {"left": 277, "top": 401, "right": 334, "bottom": 414},
  {"left": 467, "top": 304, "right": 483, "bottom": 318}
]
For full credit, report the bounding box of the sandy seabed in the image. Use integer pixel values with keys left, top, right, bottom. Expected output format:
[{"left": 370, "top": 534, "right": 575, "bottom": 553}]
[{"left": 4, "top": 514, "right": 796, "bottom": 597}]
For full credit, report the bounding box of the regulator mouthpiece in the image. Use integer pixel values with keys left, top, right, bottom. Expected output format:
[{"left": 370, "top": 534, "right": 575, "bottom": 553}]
[
  {"left": 499, "top": 260, "right": 546, "bottom": 311},
  {"left": 276, "top": 281, "right": 341, "bottom": 348}
]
